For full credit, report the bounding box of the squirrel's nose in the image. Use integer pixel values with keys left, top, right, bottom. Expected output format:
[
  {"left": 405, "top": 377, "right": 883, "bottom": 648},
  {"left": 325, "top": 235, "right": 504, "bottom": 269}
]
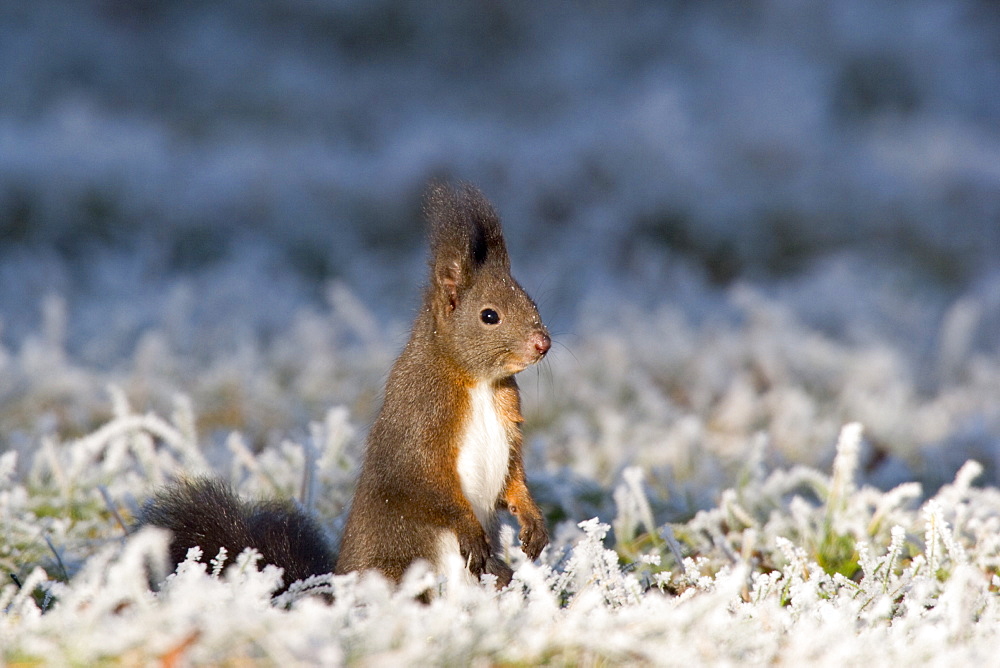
[{"left": 533, "top": 331, "right": 551, "bottom": 357}]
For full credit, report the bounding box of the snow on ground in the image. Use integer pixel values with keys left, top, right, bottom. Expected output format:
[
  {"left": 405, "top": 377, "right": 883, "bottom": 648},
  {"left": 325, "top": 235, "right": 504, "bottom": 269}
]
[{"left": 2, "top": 1, "right": 1000, "bottom": 664}]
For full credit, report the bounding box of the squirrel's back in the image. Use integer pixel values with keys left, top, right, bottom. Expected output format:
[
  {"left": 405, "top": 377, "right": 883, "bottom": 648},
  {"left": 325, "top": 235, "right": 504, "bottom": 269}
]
[{"left": 137, "top": 478, "right": 334, "bottom": 588}]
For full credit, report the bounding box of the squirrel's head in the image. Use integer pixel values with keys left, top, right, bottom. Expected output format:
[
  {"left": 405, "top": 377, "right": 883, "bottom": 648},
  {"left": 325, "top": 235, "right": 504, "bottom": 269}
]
[{"left": 423, "top": 182, "right": 550, "bottom": 381}]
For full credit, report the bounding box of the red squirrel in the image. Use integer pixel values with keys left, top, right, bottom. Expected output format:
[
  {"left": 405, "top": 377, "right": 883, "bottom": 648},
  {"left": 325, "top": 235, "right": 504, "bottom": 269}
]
[
  {"left": 335, "top": 181, "right": 550, "bottom": 586},
  {"left": 138, "top": 182, "right": 550, "bottom": 589}
]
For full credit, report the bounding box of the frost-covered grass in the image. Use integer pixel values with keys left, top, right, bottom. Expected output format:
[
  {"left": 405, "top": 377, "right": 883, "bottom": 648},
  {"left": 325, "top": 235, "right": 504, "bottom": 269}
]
[
  {"left": 4, "top": 392, "right": 1000, "bottom": 664},
  {"left": 3, "top": 267, "right": 1000, "bottom": 664}
]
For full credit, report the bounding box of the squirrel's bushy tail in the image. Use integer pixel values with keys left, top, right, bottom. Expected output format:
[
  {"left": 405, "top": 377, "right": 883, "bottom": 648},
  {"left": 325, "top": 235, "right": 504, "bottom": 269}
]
[{"left": 137, "top": 478, "right": 334, "bottom": 588}]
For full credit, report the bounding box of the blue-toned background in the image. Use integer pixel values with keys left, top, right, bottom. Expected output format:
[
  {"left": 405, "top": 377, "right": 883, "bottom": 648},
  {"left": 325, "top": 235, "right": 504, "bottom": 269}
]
[{"left": 1, "top": 1, "right": 998, "bottom": 491}]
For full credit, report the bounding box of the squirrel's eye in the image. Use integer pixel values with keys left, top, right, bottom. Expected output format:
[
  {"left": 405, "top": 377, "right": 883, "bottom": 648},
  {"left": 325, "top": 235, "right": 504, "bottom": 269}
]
[{"left": 480, "top": 308, "right": 501, "bottom": 325}]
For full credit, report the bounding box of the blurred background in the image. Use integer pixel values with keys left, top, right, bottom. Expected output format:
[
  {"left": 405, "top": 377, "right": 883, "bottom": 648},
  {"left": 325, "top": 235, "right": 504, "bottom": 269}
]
[{"left": 1, "top": 1, "right": 999, "bottom": 495}]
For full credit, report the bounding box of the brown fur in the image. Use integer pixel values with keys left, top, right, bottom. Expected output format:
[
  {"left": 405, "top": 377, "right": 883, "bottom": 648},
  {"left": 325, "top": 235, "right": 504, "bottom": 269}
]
[{"left": 335, "top": 182, "right": 549, "bottom": 586}]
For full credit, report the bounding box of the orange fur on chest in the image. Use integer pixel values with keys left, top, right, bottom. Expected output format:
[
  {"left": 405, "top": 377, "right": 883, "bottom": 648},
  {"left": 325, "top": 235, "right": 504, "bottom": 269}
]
[{"left": 493, "top": 382, "right": 523, "bottom": 426}]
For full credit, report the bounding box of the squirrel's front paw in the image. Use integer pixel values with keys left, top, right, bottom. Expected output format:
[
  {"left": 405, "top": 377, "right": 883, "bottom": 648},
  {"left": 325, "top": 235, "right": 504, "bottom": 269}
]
[
  {"left": 519, "top": 517, "right": 549, "bottom": 561},
  {"left": 459, "top": 531, "right": 491, "bottom": 576}
]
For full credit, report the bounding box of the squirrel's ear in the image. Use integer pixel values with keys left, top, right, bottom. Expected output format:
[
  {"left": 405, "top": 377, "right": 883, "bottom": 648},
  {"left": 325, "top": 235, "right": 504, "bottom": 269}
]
[
  {"left": 424, "top": 182, "right": 509, "bottom": 311},
  {"left": 434, "top": 253, "right": 464, "bottom": 311},
  {"left": 426, "top": 182, "right": 471, "bottom": 311}
]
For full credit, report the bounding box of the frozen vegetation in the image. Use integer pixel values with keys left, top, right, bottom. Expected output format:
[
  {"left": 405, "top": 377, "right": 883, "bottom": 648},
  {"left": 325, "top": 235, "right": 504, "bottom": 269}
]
[{"left": 3, "top": 0, "right": 1000, "bottom": 664}]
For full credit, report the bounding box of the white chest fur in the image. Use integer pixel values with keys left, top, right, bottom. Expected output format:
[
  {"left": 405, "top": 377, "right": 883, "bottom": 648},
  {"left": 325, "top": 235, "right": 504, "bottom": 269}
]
[{"left": 456, "top": 382, "right": 511, "bottom": 528}]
